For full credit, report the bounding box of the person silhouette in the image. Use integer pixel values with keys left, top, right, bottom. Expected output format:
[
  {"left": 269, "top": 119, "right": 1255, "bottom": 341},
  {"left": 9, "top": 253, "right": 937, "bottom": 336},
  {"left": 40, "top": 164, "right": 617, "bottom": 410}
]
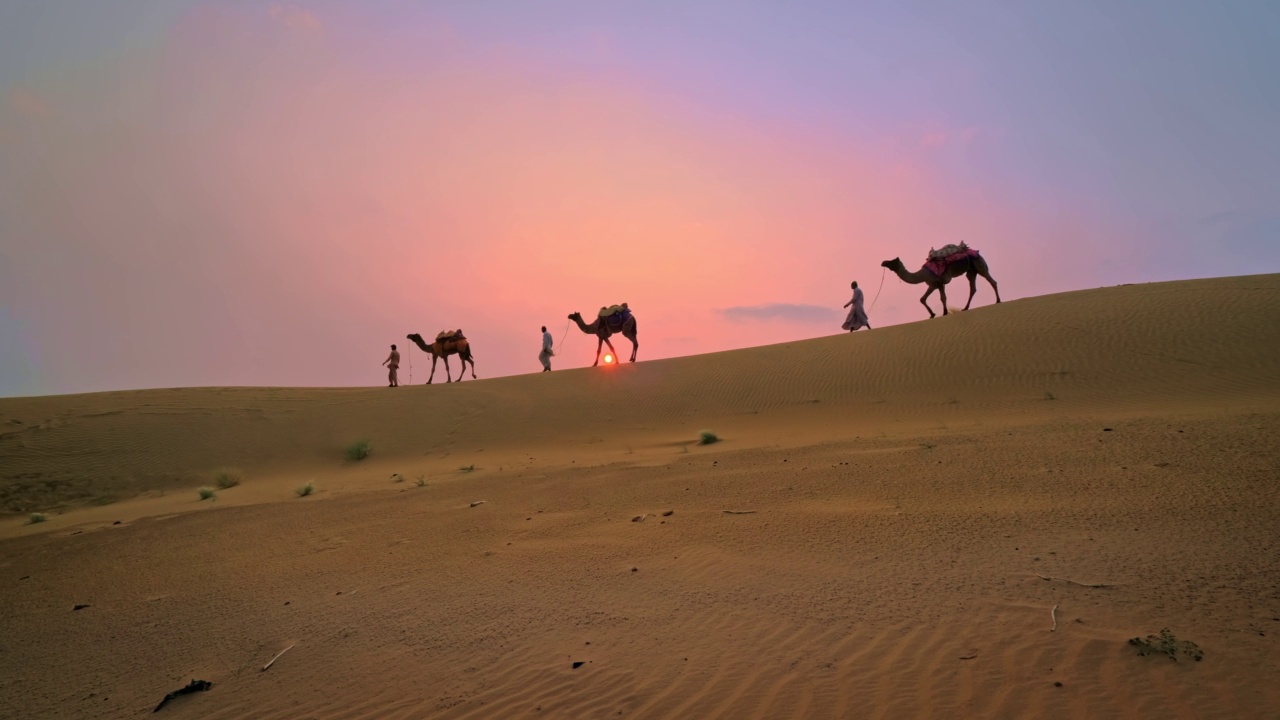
[
  {"left": 539, "top": 326, "right": 554, "bottom": 372},
  {"left": 382, "top": 344, "right": 400, "bottom": 386},
  {"left": 842, "top": 281, "right": 871, "bottom": 332}
]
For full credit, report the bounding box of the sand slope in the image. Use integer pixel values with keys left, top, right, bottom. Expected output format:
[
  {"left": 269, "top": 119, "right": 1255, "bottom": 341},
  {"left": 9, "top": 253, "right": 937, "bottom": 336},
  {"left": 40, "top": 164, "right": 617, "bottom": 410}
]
[{"left": 1, "top": 274, "right": 1278, "bottom": 718}]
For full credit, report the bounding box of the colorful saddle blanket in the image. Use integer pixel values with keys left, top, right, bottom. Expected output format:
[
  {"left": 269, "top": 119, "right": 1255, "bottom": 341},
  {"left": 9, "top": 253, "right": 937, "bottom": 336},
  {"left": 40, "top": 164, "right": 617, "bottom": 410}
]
[
  {"left": 436, "top": 329, "right": 465, "bottom": 342},
  {"left": 923, "top": 243, "right": 979, "bottom": 276}
]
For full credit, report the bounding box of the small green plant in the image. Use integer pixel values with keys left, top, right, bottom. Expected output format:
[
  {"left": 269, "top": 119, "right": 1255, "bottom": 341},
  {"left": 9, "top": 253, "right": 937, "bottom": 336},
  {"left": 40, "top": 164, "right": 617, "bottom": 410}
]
[
  {"left": 345, "top": 439, "right": 372, "bottom": 462},
  {"left": 698, "top": 430, "right": 719, "bottom": 446},
  {"left": 459, "top": 464, "right": 476, "bottom": 473},
  {"left": 296, "top": 482, "right": 314, "bottom": 497},
  {"left": 198, "top": 486, "right": 217, "bottom": 501},
  {"left": 214, "top": 468, "right": 242, "bottom": 489},
  {"left": 27, "top": 512, "right": 47, "bottom": 524},
  {"left": 1128, "top": 628, "right": 1203, "bottom": 662}
]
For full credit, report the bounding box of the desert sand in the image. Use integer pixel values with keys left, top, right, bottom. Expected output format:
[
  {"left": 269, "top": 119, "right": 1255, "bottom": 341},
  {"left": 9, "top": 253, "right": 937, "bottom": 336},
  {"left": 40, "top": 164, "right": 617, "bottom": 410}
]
[{"left": 1, "top": 274, "right": 1278, "bottom": 719}]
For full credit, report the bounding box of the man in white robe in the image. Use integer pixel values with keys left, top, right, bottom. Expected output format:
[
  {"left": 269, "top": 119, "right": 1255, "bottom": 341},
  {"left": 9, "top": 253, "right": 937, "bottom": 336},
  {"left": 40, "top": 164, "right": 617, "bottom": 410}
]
[
  {"left": 539, "top": 326, "right": 555, "bottom": 371},
  {"left": 842, "top": 281, "right": 871, "bottom": 332}
]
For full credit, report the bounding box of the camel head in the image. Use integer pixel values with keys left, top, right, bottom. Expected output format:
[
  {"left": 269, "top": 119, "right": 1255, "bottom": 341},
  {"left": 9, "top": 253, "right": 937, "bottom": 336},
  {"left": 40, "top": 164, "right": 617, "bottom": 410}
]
[
  {"left": 567, "top": 312, "right": 582, "bottom": 321},
  {"left": 881, "top": 258, "right": 902, "bottom": 269},
  {"left": 405, "top": 333, "right": 433, "bottom": 353}
]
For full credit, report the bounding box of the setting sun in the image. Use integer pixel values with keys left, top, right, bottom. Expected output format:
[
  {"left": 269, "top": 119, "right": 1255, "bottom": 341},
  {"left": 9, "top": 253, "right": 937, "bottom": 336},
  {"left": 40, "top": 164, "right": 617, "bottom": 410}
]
[{"left": 603, "top": 354, "right": 615, "bottom": 364}]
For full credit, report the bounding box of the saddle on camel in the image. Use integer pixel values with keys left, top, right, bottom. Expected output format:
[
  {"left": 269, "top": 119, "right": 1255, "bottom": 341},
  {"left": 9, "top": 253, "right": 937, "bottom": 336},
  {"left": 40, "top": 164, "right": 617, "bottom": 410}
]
[
  {"left": 435, "top": 329, "right": 465, "bottom": 342},
  {"left": 597, "top": 303, "right": 632, "bottom": 330},
  {"left": 924, "top": 242, "right": 980, "bottom": 277}
]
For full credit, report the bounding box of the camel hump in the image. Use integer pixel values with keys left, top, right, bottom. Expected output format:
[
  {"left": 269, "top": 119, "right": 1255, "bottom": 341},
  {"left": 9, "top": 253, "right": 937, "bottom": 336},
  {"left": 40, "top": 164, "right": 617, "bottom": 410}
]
[
  {"left": 597, "top": 303, "right": 629, "bottom": 319},
  {"left": 928, "top": 242, "right": 972, "bottom": 260},
  {"left": 436, "top": 329, "right": 465, "bottom": 342},
  {"left": 923, "top": 243, "right": 980, "bottom": 276}
]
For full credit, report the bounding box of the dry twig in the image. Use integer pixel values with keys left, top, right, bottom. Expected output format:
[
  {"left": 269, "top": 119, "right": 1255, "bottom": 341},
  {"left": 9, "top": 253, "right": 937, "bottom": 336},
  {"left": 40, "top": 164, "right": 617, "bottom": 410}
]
[
  {"left": 1050, "top": 604, "right": 1059, "bottom": 632},
  {"left": 1036, "top": 574, "right": 1112, "bottom": 588},
  {"left": 262, "top": 643, "right": 295, "bottom": 672},
  {"left": 722, "top": 510, "right": 757, "bottom": 515}
]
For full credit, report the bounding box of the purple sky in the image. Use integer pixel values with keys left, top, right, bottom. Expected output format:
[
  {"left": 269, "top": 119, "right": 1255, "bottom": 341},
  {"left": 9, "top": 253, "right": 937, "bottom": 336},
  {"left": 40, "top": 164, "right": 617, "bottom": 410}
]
[{"left": 2, "top": 1, "right": 1277, "bottom": 397}]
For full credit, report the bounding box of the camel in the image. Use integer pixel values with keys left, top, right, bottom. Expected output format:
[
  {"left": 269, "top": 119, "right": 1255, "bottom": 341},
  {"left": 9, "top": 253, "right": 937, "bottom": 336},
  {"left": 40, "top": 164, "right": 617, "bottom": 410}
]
[
  {"left": 569, "top": 310, "right": 639, "bottom": 366},
  {"left": 406, "top": 332, "right": 477, "bottom": 383},
  {"left": 882, "top": 252, "right": 1001, "bottom": 318}
]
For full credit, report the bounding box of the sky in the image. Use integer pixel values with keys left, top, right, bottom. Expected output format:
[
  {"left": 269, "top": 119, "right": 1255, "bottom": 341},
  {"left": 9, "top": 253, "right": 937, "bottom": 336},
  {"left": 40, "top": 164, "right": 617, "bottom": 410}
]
[{"left": 1, "top": 0, "right": 1277, "bottom": 397}]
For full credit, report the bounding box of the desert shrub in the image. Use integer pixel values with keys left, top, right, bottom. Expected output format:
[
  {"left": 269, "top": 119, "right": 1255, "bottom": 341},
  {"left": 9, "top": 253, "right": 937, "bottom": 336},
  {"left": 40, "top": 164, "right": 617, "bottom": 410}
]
[
  {"left": 214, "top": 468, "right": 242, "bottom": 489},
  {"left": 698, "top": 430, "right": 719, "bottom": 445},
  {"left": 296, "top": 482, "right": 314, "bottom": 497},
  {"left": 345, "top": 439, "right": 372, "bottom": 462},
  {"left": 459, "top": 464, "right": 476, "bottom": 473},
  {"left": 1128, "top": 628, "right": 1203, "bottom": 662},
  {"left": 198, "top": 487, "right": 216, "bottom": 501},
  {"left": 27, "top": 512, "right": 47, "bottom": 524}
]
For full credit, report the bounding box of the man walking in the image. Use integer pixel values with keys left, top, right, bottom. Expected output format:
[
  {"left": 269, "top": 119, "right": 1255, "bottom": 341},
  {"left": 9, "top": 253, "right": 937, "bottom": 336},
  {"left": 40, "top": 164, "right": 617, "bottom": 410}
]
[
  {"left": 382, "top": 344, "right": 401, "bottom": 387},
  {"left": 842, "top": 281, "right": 871, "bottom": 332},
  {"left": 539, "top": 326, "right": 555, "bottom": 372}
]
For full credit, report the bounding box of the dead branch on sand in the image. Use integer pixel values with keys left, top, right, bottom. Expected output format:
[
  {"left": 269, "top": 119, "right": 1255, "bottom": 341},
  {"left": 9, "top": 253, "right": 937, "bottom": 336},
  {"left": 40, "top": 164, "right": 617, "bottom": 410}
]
[
  {"left": 1051, "top": 604, "right": 1059, "bottom": 632},
  {"left": 722, "top": 510, "right": 757, "bottom": 515},
  {"left": 1036, "top": 574, "right": 1113, "bottom": 588},
  {"left": 262, "top": 644, "right": 295, "bottom": 672}
]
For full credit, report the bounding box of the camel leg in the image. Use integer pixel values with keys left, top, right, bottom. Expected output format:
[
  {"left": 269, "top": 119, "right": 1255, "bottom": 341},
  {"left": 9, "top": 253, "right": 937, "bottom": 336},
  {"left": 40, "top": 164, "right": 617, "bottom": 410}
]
[
  {"left": 939, "top": 284, "right": 949, "bottom": 316},
  {"left": 593, "top": 337, "right": 604, "bottom": 367},
  {"left": 604, "top": 337, "right": 618, "bottom": 361},
  {"left": 627, "top": 332, "right": 638, "bottom": 362},
  {"left": 920, "top": 287, "right": 937, "bottom": 318},
  {"left": 964, "top": 272, "right": 978, "bottom": 310},
  {"left": 982, "top": 270, "right": 1001, "bottom": 303},
  {"left": 427, "top": 356, "right": 437, "bottom": 384},
  {"left": 443, "top": 355, "right": 454, "bottom": 383},
  {"left": 467, "top": 355, "right": 477, "bottom": 379}
]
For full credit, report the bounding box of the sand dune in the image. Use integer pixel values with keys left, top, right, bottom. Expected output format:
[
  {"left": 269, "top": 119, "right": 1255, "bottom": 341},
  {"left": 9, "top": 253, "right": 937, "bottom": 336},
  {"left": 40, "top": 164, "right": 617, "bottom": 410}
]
[{"left": 1, "top": 274, "right": 1278, "bottom": 718}]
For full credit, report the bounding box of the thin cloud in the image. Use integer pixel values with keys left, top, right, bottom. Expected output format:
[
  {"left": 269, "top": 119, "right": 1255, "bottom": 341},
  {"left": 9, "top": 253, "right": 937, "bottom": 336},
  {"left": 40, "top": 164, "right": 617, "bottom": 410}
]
[
  {"left": 9, "top": 87, "right": 53, "bottom": 120},
  {"left": 269, "top": 3, "right": 323, "bottom": 33},
  {"left": 718, "top": 303, "right": 837, "bottom": 324},
  {"left": 1196, "top": 210, "right": 1240, "bottom": 226},
  {"left": 919, "top": 125, "right": 982, "bottom": 150}
]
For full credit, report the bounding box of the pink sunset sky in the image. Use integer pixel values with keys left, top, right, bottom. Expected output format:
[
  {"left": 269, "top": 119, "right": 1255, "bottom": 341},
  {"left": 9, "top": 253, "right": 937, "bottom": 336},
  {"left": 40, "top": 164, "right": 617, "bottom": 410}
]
[{"left": 2, "top": 1, "right": 1276, "bottom": 396}]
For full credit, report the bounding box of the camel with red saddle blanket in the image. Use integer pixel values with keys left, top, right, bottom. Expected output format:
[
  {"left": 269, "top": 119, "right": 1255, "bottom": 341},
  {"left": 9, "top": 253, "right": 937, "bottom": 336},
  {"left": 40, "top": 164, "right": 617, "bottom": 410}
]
[{"left": 881, "top": 243, "right": 1001, "bottom": 318}]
